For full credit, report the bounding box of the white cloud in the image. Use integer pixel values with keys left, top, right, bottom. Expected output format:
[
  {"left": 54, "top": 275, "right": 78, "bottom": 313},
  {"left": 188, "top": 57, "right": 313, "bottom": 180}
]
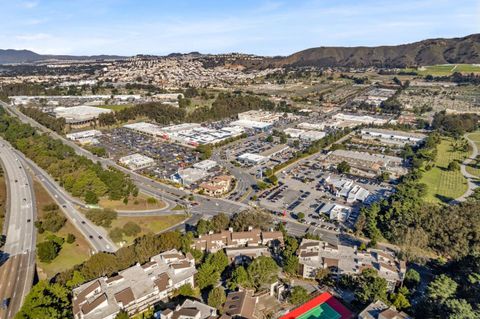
[
  {"left": 20, "top": 1, "right": 38, "bottom": 9},
  {"left": 15, "top": 33, "right": 51, "bottom": 41}
]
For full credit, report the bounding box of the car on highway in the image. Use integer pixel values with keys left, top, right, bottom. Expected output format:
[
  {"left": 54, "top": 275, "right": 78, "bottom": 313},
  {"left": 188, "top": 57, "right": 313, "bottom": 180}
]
[{"left": 1, "top": 298, "right": 9, "bottom": 309}]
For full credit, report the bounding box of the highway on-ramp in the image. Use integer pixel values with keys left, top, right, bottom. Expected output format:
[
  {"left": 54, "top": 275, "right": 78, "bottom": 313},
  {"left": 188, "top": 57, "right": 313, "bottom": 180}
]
[{"left": 0, "top": 139, "right": 36, "bottom": 319}]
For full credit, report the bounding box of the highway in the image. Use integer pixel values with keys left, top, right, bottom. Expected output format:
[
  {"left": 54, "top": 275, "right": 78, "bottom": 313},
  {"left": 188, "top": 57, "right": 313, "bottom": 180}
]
[
  {"left": 0, "top": 102, "right": 249, "bottom": 216},
  {"left": 0, "top": 139, "right": 36, "bottom": 319},
  {"left": 18, "top": 153, "right": 117, "bottom": 253}
]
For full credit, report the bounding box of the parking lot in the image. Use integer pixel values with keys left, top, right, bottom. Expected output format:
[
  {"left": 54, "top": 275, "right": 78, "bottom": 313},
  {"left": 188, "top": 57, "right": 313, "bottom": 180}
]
[
  {"left": 97, "top": 128, "right": 200, "bottom": 179},
  {"left": 258, "top": 153, "right": 393, "bottom": 231}
]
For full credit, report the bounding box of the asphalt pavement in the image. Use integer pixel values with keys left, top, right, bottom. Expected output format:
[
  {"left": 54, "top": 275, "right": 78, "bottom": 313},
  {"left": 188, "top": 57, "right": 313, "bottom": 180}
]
[{"left": 0, "top": 139, "right": 36, "bottom": 319}]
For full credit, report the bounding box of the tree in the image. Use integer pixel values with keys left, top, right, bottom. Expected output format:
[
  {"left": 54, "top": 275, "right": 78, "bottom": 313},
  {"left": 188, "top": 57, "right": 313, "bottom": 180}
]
[
  {"left": 444, "top": 299, "right": 477, "bottom": 319},
  {"left": 85, "top": 208, "right": 117, "bottom": 228},
  {"left": 84, "top": 190, "right": 99, "bottom": 205},
  {"left": 229, "top": 210, "right": 272, "bottom": 231},
  {"left": 354, "top": 269, "right": 388, "bottom": 305},
  {"left": 228, "top": 266, "right": 250, "bottom": 290},
  {"left": 37, "top": 240, "right": 60, "bottom": 263},
  {"left": 175, "top": 283, "right": 199, "bottom": 298},
  {"left": 289, "top": 286, "right": 309, "bottom": 305},
  {"left": 114, "top": 310, "right": 129, "bottom": 319},
  {"left": 247, "top": 256, "right": 279, "bottom": 289},
  {"left": 266, "top": 135, "right": 274, "bottom": 143},
  {"left": 109, "top": 227, "right": 124, "bottom": 243},
  {"left": 404, "top": 269, "right": 421, "bottom": 288},
  {"left": 206, "top": 251, "right": 229, "bottom": 274},
  {"left": 210, "top": 213, "right": 229, "bottom": 233},
  {"left": 66, "top": 233, "right": 76, "bottom": 244},
  {"left": 390, "top": 292, "right": 410, "bottom": 310},
  {"left": 208, "top": 286, "right": 226, "bottom": 310},
  {"left": 297, "top": 212, "right": 305, "bottom": 220},
  {"left": 196, "top": 219, "right": 211, "bottom": 235},
  {"left": 122, "top": 222, "right": 141, "bottom": 237},
  {"left": 15, "top": 281, "right": 71, "bottom": 319},
  {"left": 448, "top": 160, "right": 460, "bottom": 171},
  {"left": 337, "top": 161, "right": 351, "bottom": 174},
  {"left": 427, "top": 274, "right": 458, "bottom": 303},
  {"left": 283, "top": 255, "right": 299, "bottom": 275},
  {"left": 196, "top": 262, "right": 220, "bottom": 290}
]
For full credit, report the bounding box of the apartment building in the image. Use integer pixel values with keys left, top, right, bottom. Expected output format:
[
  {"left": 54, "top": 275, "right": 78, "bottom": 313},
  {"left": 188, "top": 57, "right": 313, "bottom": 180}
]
[
  {"left": 160, "top": 299, "right": 218, "bottom": 319},
  {"left": 72, "top": 250, "right": 196, "bottom": 319},
  {"left": 297, "top": 239, "right": 406, "bottom": 290},
  {"left": 223, "top": 289, "right": 258, "bottom": 319},
  {"left": 358, "top": 300, "right": 411, "bottom": 319},
  {"left": 191, "top": 228, "right": 284, "bottom": 254}
]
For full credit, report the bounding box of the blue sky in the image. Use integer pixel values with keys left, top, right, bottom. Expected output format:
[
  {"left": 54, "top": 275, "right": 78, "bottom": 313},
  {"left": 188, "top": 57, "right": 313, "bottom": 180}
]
[{"left": 0, "top": 0, "right": 478, "bottom": 56}]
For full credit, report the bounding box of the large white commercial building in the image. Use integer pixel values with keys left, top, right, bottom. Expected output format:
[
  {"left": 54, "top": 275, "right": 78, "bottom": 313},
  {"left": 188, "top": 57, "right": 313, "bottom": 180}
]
[
  {"left": 54, "top": 105, "right": 112, "bottom": 127},
  {"left": 66, "top": 130, "right": 102, "bottom": 144},
  {"left": 360, "top": 128, "right": 426, "bottom": 145},
  {"left": 237, "top": 153, "right": 268, "bottom": 165},
  {"left": 119, "top": 153, "right": 155, "bottom": 170},
  {"left": 123, "top": 122, "right": 245, "bottom": 146}
]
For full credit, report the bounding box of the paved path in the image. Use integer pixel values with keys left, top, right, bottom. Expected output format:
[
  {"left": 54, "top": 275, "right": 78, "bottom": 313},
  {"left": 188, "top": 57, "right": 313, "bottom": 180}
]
[{"left": 456, "top": 133, "right": 479, "bottom": 202}]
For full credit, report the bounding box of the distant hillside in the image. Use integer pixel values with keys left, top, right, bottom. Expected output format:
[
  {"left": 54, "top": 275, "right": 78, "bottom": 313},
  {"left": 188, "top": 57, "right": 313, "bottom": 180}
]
[
  {"left": 0, "top": 49, "right": 126, "bottom": 64},
  {"left": 0, "top": 49, "right": 43, "bottom": 64},
  {"left": 270, "top": 34, "right": 480, "bottom": 68}
]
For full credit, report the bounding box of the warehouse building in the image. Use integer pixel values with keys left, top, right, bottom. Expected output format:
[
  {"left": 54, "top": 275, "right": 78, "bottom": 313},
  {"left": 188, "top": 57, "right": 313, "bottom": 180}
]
[
  {"left": 54, "top": 105, "right": 113, "bottom": 129},
  {"left": 119, "top": 153, "right": 155, "bottom": 170},
  {"left": 66, "top": 130, "right": 102, "bottom": 144},
  {"left": 237, "top": 153, "right": 268, "bottom": 165},
  {"left": 360, "top": 128, "right": 426, "bottom": 145}
]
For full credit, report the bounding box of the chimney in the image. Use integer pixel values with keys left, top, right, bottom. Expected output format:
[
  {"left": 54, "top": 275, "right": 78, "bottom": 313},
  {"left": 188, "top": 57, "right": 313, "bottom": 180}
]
[
  {"left": 228, "top": 227, "right": 233, "bottom": 233},
  {"left": 248, "top": 226, "right": 253, "bottom": 231}
]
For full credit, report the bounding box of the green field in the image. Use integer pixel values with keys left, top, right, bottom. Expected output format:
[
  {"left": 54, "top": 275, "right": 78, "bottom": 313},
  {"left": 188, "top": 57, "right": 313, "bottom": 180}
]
[
  {"left": 110, "top": 214, "right": 187, "bottom": 245},
  {"left": 419, "top": 137, "right": 468, "bottom": 203},
  {"left": 465, "top": 132, "right": 480, "bottom": 178},
  {"left": 98, "top": 104, "right": 133, "bottom": 111},
  {"left": 403, "top": 64, "right": 480, "bottom": 76}
]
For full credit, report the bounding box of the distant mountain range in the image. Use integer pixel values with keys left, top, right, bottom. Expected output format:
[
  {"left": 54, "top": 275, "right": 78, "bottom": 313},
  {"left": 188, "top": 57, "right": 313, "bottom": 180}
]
[
  {"left": 269, "top": 34, "right": 480, "bottom": 68},
  {"left": 1, "top": 34, "right": 480, "bottom": 67},
  {"left": 0, "top": 49, "right": 126, "bottom": 64}
]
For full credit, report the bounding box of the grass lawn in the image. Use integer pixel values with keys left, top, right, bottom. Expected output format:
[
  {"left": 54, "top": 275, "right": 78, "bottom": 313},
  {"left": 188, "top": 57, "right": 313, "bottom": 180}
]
[
  {"left": 403, "top": 64, "right": 480, "bottom": 76},
  {"left": 110, "top": 214, "right": 187, "bottom": 245},
  {"left": 97, "top": 104, "right": 133, "bottom": 111},
  {"left": 465, "top": 132, "right": 480, "bottom": 178},
  {"left": 33, "top": 180, "right": 91, "bottom": 279},
  {"left": 98, "top": 193, "right": 166, "bottom": 211},
  {"left": 419, "top": 137, "right": 468, "bottom": 204},
  {"left": 0, "top": 176, "right": 5, "bottom": 234}
]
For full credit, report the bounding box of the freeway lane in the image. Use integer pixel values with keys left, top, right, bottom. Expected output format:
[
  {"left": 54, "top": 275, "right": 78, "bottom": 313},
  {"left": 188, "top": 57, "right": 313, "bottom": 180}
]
[
  {"left": 0, "top": 139, "right": 36, "bottom": 319},
  {"left": 17, "top": 153, "right": 117, "bottom": 253},
  {"left": 1, "top": 102, "right": 249, "bottom": 215}
]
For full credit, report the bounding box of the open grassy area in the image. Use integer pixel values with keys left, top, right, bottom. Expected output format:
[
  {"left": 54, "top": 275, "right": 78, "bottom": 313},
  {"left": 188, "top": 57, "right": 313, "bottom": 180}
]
[
  {"left": 98, "top": 193, "right": 167, "bottom": 211},
  {"left": 419, "top": 138, "right": 468, "bottom": 204},
  {"left": 110, "top": 214, "right": 187, "bottom": 245},
  {"left": 403, "top": 64, "right": 480, "bottom": 76},
  {"left": 33, "top": 180, "right": 91, "bottom": 279},
  {"left": 97, "top": 104, "right": 133, "bottom": 111},
  {"left": 465, "top": 132, "right": 480, "bottom": 178}
]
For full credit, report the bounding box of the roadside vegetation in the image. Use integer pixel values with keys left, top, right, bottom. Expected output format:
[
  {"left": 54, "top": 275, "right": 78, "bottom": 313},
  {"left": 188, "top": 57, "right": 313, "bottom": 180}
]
[
  {"left": 0, "top": 106, "right": 138, "bottom": 205},
  {"left": 33, "top": 180, "right": 90, "bottom": 279}
]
